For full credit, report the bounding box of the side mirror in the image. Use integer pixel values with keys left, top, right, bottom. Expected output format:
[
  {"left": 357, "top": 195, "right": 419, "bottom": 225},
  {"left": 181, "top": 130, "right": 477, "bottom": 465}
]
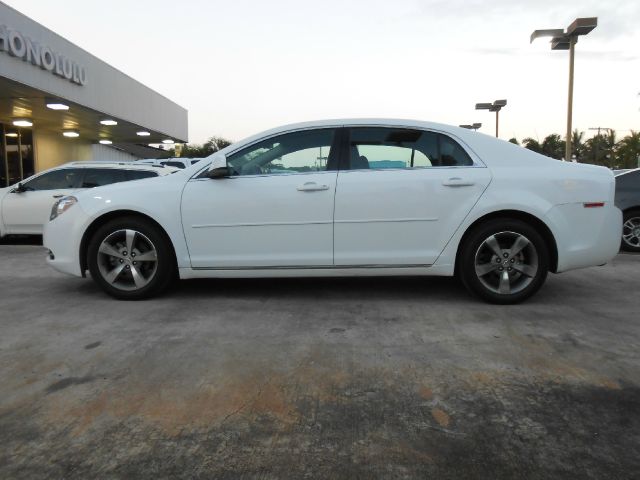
[
  {"left": 12, "top": 183, "right": 26, "bottom": 193},
  {"left": 205, "top": 153, "right": 230, "bottom": 179}
]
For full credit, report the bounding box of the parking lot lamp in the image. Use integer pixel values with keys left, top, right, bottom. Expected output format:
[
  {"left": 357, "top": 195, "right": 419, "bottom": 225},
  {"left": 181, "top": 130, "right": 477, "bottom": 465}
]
[
  {"left": 530, "top": 17, "right": 598, "bottom": 161},
  {"left": 459, "top": 123, "right": 482, "bottom": 131},
  {"left": 475, "top": 100, "right": 507, "bottom": 137}
]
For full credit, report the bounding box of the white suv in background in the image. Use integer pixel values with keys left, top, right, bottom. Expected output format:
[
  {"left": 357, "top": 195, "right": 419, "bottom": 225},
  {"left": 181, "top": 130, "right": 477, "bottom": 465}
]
[
  {"left": 0, "top": 161, "right": 177, "bottom": 237},
  {"left": 138, "top": 158, "right": 203, "bottom": 169}
]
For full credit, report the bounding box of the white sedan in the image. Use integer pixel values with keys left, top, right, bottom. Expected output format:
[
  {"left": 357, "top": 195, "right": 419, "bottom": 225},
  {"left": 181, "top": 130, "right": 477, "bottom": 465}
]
[{"left": 43, "top": 119, "right": 622, "bottom": 303}]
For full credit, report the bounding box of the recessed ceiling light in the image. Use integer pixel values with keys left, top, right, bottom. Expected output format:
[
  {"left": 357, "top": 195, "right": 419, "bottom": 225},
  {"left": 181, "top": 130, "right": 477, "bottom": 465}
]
[
  {"left": 162, "top": 139, "right": 174, "bottom": 144},
  {"left": 63, "top": 131, "right": 80, "bottom": 138},
  {"left": 100, "top": 119, "right": 118, "bottom": 126},
  {"left": 99, "top": 139, "right": 113, "bottom": 145},
  {"left": 46, "top": 103, "right": 69, "bottom": 110},
  {"left": 13, "top": 119, "right": 33, "bottom": 127},
  {"left": 136, "top": 131, "right": 151, "bottom": 136},
  {"left": 5, "top": 132, "right": 18, "bottom": 137}
]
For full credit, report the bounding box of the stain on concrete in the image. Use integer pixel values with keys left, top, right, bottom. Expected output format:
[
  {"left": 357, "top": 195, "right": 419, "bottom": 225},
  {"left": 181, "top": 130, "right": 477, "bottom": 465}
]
[
  {"left": 45, "top": 376, "right": 97, "bottom": 394},
  {"left": 2, "top": 369, "right": 640, "bottom": 479},
  {"left": 431, "top": 407, "right": 450, "bottom": 428}
]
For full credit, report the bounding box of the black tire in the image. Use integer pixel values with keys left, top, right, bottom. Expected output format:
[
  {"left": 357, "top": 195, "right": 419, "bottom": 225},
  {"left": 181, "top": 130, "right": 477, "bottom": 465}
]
[
  {"left": 459, "top": 218, "right": 549, "bottom": 304},
  {"left": 621, "top": 209, "right": 640, "bottom": 253},
  {"left": 87, "top": 216, "right": 176, "bottom": 300}
]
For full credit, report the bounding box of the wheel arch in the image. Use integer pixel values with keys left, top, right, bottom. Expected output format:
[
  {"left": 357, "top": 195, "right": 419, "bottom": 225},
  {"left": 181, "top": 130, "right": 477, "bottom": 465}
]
[
  {"left": 455, "top": 210, "right": 559, "bottom": 273},
  {"left": 79, "top": 210, "right": 178, "bottom": 276}
]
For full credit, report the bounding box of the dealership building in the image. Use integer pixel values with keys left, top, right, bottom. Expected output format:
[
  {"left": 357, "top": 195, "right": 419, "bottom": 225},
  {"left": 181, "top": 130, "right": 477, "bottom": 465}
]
[{"left": 0, "top": 1, "right": 188, "bottom": 187}]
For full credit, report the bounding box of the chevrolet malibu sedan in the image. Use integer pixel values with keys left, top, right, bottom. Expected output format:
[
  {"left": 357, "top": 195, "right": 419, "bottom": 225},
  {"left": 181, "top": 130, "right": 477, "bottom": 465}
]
[{"left": 43, "top": 119, "right": 621, "bottom": 303}]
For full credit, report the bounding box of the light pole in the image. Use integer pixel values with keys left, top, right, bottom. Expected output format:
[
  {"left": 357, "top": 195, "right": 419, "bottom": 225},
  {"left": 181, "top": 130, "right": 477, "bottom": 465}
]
[
  {"left": 475, "top": 100, "right": 507, "bottom": 137},
  {"left": 459, "top": 123, "right": 482, "bottom": 131},
  {"left": 531, "top": 17, "right": 598, "bottom": 162}
]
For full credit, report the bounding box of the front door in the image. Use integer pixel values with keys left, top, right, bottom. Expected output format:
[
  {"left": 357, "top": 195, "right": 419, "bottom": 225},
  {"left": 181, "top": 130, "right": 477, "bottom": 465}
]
[
  {"left": 333, "top": 127, "right": 492, "bottom": 266},
  {"left": 181, "top": 128, "right": 340, "bottom": 269}
]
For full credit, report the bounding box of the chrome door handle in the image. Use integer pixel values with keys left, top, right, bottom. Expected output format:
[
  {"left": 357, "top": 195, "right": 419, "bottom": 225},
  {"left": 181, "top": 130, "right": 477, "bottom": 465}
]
[
  {"left": 297, "top": 182, "right": 329, "bottom": 192},
  {"left": 52, "top": 194, "right": 64, "bottom": 198},
  {"left": 442, "top": 177, "right": 475, "bottom": 187}
]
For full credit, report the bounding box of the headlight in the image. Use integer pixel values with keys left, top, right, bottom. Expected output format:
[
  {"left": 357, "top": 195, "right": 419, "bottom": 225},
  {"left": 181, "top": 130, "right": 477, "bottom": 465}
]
[{"left": 50, "top": 196, "right": 78, "bottom": 221}]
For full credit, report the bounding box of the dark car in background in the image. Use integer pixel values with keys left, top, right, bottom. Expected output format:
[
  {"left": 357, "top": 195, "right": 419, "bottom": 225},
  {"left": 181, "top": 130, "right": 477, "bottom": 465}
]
[{"left": 615, "top": 168, "right": 640, "bottom": 252}]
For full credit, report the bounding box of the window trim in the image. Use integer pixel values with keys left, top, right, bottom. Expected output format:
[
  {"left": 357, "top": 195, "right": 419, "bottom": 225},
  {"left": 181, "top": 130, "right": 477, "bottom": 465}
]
[{"left": 190, "top": 123, "right": 486, "bottom": 180}]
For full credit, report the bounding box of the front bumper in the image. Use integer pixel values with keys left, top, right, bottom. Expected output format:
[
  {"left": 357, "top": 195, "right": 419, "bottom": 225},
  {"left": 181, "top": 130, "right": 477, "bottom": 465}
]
[{"left": 43, "top": 203, "right": 90, "bottom": 277}]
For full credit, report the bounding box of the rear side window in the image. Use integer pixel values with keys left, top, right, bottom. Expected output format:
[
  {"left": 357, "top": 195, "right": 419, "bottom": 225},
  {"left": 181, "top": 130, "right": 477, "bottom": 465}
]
[
  {"left": 23, "top": 168, "right": 83, "bottom": 190},
  {"left": 616, "top": 171, "right": 639, "bottom": 190},
  {"left": 347, "top": 128, "right": 473, "bottom": 170},
  {"left": 80, "top": 168, "right": 128, "bottom": 188},
  {"left": 126, "top": 170, "right": 157, "bottom": 181}
]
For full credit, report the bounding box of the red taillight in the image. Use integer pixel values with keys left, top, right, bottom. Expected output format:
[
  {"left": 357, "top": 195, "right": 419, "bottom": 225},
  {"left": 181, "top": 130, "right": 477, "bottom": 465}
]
[{"left": 583, "top": 202, "right": 605, "bottom": 208}]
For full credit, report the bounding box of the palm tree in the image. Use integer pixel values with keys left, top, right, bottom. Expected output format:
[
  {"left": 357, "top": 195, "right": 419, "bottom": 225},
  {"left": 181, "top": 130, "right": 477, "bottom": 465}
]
[
  {"left": 571, "top": 129, "right": 585, "bottom": 161},
  {"left": 617, "top": 131, "right": 640, "bottom": 169},
  {"left": 522, "top": 137, "right": 542, "bottom": 153},
  {"left": 583, "top": 134, "right": 608, "bottom": 166},
  {"left": 541, "top": 134, "right": 565, "bottom": 160},
  {"left": 604, "top": 129, "right": 618, "bottom": 168}
]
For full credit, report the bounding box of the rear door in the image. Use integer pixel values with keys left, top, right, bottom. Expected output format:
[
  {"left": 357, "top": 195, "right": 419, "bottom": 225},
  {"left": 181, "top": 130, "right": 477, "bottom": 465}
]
[
  {"left": 333, "top": 127, "right": 491, "bottom": 266},
  {"left": 1, "top": 168, "right": 83, "bottom": 234}
]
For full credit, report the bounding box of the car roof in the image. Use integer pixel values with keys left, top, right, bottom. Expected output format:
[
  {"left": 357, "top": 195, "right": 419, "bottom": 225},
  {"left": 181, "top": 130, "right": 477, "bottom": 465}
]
[
  {"left": 228, "top": 118, "right": 466, "bottom": 145},
  {"left": 60, "top": 161, "right": 179, "bottom": 176}
]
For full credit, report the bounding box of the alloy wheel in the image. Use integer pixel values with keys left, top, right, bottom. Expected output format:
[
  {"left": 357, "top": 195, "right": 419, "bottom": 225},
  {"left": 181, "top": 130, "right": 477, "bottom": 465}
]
[
  {"left": 474, "top": 231, "right": 539, "bottom": 295},
  {"left": 96, "top": 229, "right": 158, "bottom": 291},
  {"left": 622, "top": 216, "right": 640, "bottom": 249}
]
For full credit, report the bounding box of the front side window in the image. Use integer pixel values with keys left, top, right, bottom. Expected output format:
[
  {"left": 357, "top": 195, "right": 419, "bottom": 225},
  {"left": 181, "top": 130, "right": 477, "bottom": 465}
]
[
  {"left": 23, "top": 168, "right": 82, "bottom": 191},
  {"left": 227, "top": 128, "right": 336, "bottom": 176},
  {"left": 347, "top": 128, "right": 473, "bottom": 170}
]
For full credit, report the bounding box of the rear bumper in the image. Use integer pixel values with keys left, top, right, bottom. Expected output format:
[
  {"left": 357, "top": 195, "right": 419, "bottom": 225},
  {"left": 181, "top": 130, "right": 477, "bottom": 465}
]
[{"left": 548, "top": 203, "right": 622, "bottom": 273}]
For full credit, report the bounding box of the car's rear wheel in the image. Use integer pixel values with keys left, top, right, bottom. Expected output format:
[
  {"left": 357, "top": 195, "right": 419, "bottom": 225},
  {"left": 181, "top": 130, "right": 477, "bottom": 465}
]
[
  {"left": 621, "top": 210, "right": 640, "bottom": 253},
  {"left": 87, "top": 216, "right": 175, "bottom": 299},
  {"left": 459, "top": 219, "right": 549, "bottom": 304}
]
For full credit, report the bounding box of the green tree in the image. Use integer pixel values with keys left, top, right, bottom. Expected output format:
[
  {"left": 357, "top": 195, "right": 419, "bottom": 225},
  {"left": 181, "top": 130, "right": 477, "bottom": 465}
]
[
  {"left": 583, "top": 134, "right": 607, "bottom": 166},
  {"left": 617, "top": 131, "right": 640, "bottom": 169},
  {"left": 606, "top": 129, "right": 618, "bottom": 168},
  {"left": 522, "top": 137, "right": 542, "bottom": 153},
  {"left": 571, "top": 129, "right": 585, "bottom": 162},
  {"left": 176, "top": 135, "right": 233, "bottom": 158},
  {"left": 508, "top": 137, "right": 519, "bottom": 145},
  {"left": 541, "top": 134, "right": 565, "bottom": 160}
]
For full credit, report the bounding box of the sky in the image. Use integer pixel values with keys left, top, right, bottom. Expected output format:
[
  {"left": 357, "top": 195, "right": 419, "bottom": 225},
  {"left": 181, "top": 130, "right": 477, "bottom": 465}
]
[{"left": 4, "top": 0, "right": 640, "bottom": 144}]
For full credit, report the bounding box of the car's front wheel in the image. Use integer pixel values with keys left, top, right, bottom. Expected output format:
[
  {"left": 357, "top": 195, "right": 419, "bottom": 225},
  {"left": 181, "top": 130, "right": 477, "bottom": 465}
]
[
  {"left": 87, "top": 216, "right": 175, "bottom": 299},
  {"left": 621, "top": 209, "right": 640, "bottom": 253},
  {"left": 459, "top": 219, "right": 549, "bottom": 304}
]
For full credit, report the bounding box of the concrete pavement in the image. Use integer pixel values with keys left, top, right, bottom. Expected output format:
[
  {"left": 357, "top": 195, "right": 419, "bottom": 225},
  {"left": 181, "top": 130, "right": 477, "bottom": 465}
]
[{"left": 0, "top": 245, "right": 639, "bottom": 479}]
